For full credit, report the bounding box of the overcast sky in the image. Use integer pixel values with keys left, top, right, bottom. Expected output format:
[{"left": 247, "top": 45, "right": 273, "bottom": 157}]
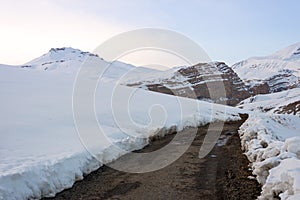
[{"left": 0, "top": 0, "right": 299, "bottom": 66}]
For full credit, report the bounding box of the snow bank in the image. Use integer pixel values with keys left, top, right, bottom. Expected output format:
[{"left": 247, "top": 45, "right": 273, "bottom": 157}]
[
  {"left": 239, "top": 113, "right": 300, "bottom": 199},
  {"left": 0, "top": 65, "right": 243, "bottom": 199}
]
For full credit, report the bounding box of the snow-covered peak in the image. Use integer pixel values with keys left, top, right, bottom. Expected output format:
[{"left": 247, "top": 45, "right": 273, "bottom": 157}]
[
  {"left": 48, "top": 47, "right": 99, "bottom": 57},
  {"left": 238, "top": 42, "right": 300, "bottom": 63},
  {"left": 270, "top": 42, "right": 300, "bottom": 61},
  {"left": 22, "top": 47, "right": 102, "bottom": 72},
  {"left": 35, "top": 47, "right": 99, "bottom": 61},
  {"left": 11, "top": 47, "right": 142, "bottom": 81},
  {"left": 232, "top": 42, "right": 300, "bottom": 92}
]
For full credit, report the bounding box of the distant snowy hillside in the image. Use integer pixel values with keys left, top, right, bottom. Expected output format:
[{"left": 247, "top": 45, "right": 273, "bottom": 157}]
[
  {"left": 232, "top": 43, "right": 300, "bottom": 94},
  {"left": 238, "top": 88, "right": 300, "bottom": 116}
]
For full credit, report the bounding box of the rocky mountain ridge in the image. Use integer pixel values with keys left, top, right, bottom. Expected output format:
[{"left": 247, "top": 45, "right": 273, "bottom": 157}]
[{"left": 123, "top": 62, "right": 250, "bottom": 106}]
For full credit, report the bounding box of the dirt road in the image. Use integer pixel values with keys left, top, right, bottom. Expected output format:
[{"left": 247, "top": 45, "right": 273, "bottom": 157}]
[{"left": 45, "top": 115, "right": 261, "bottom": 200}]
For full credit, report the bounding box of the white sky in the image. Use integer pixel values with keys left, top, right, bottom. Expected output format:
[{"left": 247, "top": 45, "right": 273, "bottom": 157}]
[
  {"left": 0, "top": 0, "right": 126, "bottom": 64},
  {"left": 0, "top": 0, "right": 299, "bottom": 66}
]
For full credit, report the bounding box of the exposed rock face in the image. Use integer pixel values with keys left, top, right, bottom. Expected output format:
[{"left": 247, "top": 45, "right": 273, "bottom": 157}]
[
  {"left": 249, "top": 83, "right": 270, "bottom": 95},
  {"left": 266, "top": 72, "right": 299, "bottom": 93},
  {"left": 245, "top": 71, "right": 299, "bottom": 95},
  {"left": 124, "top": 62, "right": 251, "bottom": 106},
  {"left": 274, "top": 100, "right": 300, "bottom": 115}
]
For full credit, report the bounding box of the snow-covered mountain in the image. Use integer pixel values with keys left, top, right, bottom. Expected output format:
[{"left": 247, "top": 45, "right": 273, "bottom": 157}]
[
  {"left": 7, "top": 47, "right": 251, "bottom": 105},
  {"left": 15, "top": 47, "right": 139, "bottom": 82},
  {"left": 122, "top": 62, "right": 250, "bottom": 105},
  {"left": 232, "top": 43, "right": 300, "bottom": 94},
  {"left": 23, "top": 47, "right": 100, "bottom": 71}
]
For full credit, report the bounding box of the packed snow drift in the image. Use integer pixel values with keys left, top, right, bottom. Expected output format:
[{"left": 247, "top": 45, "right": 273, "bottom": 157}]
[{"left": 239, "top": 113, "right": 300, "bottom": 199}]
